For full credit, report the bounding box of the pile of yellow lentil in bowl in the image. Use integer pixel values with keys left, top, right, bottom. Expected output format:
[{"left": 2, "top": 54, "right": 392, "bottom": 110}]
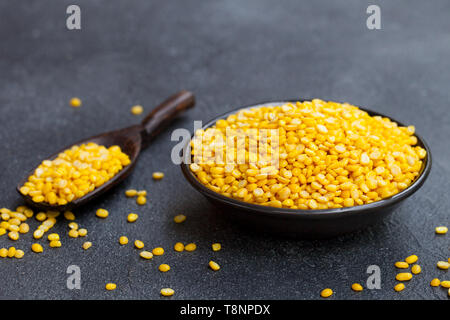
[{"left": 181, "top": 99, "right": 431, "bottom": 237}]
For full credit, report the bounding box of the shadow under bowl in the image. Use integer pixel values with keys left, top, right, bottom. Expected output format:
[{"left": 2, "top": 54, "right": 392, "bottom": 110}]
[{"left": 181, "top": 100, "right": 432, "bottom": 239}]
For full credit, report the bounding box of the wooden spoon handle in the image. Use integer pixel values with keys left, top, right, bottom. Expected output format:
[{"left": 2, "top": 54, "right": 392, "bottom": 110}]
[{"left": 140, "top": 90, "right": 195, "bottom": 147}]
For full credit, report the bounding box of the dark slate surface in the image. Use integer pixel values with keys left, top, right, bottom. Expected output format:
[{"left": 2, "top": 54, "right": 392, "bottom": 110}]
[{"left": 0, "top": 0, "right": 448, "bottom": 300}]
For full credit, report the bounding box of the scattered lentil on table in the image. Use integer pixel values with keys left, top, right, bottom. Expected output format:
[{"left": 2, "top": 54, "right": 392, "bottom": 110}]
[
  {"left": 209, "top": 260, "right": 220, "bottom": 271},
  {"left": 405, "top": 255, "right": 418, "bottom": 264},
  {"left": 320, "top": 288, "right": 333, "bottom": 298},
  {"left": 69, "top": 97, "right": 82, "bottom": 108},
  {"left": 394, "top": 283, "right": 405, "bottom": 292},
  {"left": 173, "top": 214, "right": 186, "bottom": 223},
  {"left": 351, "top": 283, "right": 363, "bottom": 292},
  {"left": 159, "top": 264, "right": 170, "bottom": 272},
  {"left": 105, "top": 283, "right": 117, "bottom": 291},
  {"left": 160, "top": 288, "right": 174, "bottom": 297},
  {"left": 127, "top": 213, "right": 138, "bottom": 223},
  {"left": 130, "top": 105, "right": 143, "bottom": 115},
  {"left": 96, "top": 208, "right": 109, "bottom": 219},
  {"left": 152, "top": 172, "right": 164, "bottom": 180},
  {"left": 140, "top": 251, "right": 153, "bottom": 260},
  {"left": 119, "top": 236, "right": 129, "bottom": 245},
  {"left": 435, "top": 226, "right": 447, "bottom": 234}
]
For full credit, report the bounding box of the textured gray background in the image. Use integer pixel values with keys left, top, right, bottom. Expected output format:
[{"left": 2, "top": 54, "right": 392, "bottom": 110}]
[{"left": 0, "top": 0, "right": 449, "bottom": 300}]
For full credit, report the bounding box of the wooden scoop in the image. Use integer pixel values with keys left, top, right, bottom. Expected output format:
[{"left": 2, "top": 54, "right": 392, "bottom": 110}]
[{"left": 17, "top": 90, "right": 195, "bottom": 211}]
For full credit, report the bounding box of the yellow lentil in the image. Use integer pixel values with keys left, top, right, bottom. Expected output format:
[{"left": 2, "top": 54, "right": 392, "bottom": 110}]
[
  {"left": 36, "top": 212, "right": 47, "bottom": 221},
  {"left": 134, "top": 240, "right": 144, "bottom": 249},
  {"left": 173, "top": 214, "right": 186, "bottom": 223},
  {"left": 136, "top": 196, "right": 147, "bottom": 205},
  {"left": 320, "top": 288, "right": 333, "bottom": 298},
  {"left": 158, "top": 264, "right": 170, "bottom": 272},
  {"left": 127, "top": 213, "right": 138, "bottom": 223},
  {"left": 31, "top": 243, "right": 43, "bottom": 253},
  {"left": 190, "top": 100, "right": 426, "bottom": 209},
  {"left": 96, "top": 208, "right": 109, "bottom": 219},
  {"left": 19, "top": 223, "right": 30, "bottom": 234},
  {"left": 68, "top": 222, "right": 78, "bottom": 230},
  {"left": 49, "top": 240, "right": 62, "bottom": 248},
  {"left": 31, "top": 196, "right": 45, "bottom": 202},
  {"left": 7, "top": 247, "right": 16, "bottom": 258},
  {"left": 9, "top": 218, "right": 20, "bottom": 226},
  {"left": 212, "top": 243, "right": 221, "bottom": 251},
  {"left": 8, "top": 225, "right": 19, "bottom": 232},
  {"left": 152, "top": 172, "right": 164, "bottom": 180},
  {"left": 396, "top": 273, "right": 413, "bottom": 281},
  {"left": 14, "top": 213, "right": 27, "bottom": 222},
  {"left": 64, "top": 211, "right": 76, "bottom": 221},
  {"left": 394, "top": 283, "right": 405, "bottom": 292},
  {"left": 152, "top": 247, "right": 164, "bottom": 256},
  {"left": 437, "top": 261, "right": 450, "bottom": 270},
  {"left": 78, "top": 228, "right": 88, "bottom": 237},
  {"left": 38, "top": 225, "right": 49, "bottom": 232},
  {"left": 0, "top": 228, "right": 6, "bottom": 236},
  {"left": 174, "top": 242, "right": 184, "bottom": 252},
  {"left": 351, "top": 283, "right": 363, "bottom": 292},
  {"left": 140, "top": 251, "right": 153, "bottom": 259},
  {"left": 0, "top": 248, "right": 8, "bottom": 257},
  {"left": 411, "top": 264, "right": 421, "bottom": 275},
  {"left": 185, "top": 243, "right": 197, "bottom": 252},
  {"left": 82, "top": 241, "right": 92, "bottom": 250},
  {"left": 430, "top": 278, "right": 440, "bottom": 287},
  {"left": 137, "top": 190, "right": 147, "bottom": 197},
  {"left": 209, "top": 260, "right": 220, "bottom": 271},
  {"left": 5, "top": 212, "right": 17, "bottom": 220},
  {"left": 119, "top": 236, "right": 129, "bottom": 245},
  {"left": 14, "top": 249, "right": 25, "bottom": 259},
  {"left": 105, "top": 283, "right": 117, "bottom": 291},
  {"left": 441, "top": 281, "right": 450, "bottom": 288},
  {"left": 131, "top": 105, "right": 143, "bottom": 115},
  {"left": 44, "top": 219, "right": 57, "bottom": 228},
  {"left": 37, "top": 224, "right": 47, "bottom": 231},
  {"left": 8, "top": 231, "right": 19, "bottom": 241},
  {"left": 395, "top": 261, "right": 409, "bottom": 269},
  {"left": 43, "top": 218, "right": 56, "bottom": 227},
  {"left": 435, "top": 226, "right": 448, "bottom": 234},
  {"left": 405, "top": 255, "right": 418, "bottom": 264},
  {"left": 16, "top": 206, "right": 26, "bottom": 213},
  {"left": 160, "top": 288, "right": 174, "bottom": 297},
  {"left": 70, "top": 97, "right": 82, "bottom": 107},
  {"left": 0, "top": 221, "right": 8, "bottom": 229},
  {"left": 1, "top": 212, "right": 10, "bottom": 220},
  {"left": 24, "top": 208, "right": 34, "bottom": 218},
  {"left": 21, "top": 143, "right": 130, "bottom": 205},
  {"left": 125, "top": 189, "right": 138, "bottom": 197},
  {"left": 68, "top": 229, "right": 79, "bottom": 238},
  {"left": 48, "top": 233, "right": 60, "bottom": 241},
  {"left": 33, "top": 229, "right": 44, "bottom": 239}
]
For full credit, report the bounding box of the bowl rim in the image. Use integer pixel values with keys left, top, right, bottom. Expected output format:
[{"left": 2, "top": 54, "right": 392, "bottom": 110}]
[{"left": 180, "top": 99, "right": 432, "bottom": 219}]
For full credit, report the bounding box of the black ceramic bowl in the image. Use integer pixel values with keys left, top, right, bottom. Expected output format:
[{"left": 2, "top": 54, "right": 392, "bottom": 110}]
[{"left": 181, "top": 100, "right": 432, "bottom": 238}]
